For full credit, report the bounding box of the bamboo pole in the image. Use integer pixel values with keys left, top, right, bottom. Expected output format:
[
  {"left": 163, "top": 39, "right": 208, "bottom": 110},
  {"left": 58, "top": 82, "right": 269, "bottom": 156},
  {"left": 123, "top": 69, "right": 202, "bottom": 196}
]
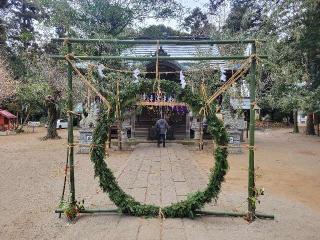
[
  {"left": 51, "top": 38, "right": 265, "bottom": 45},
  {"left": 52, "top": 38, "right": 270, "bottom": 222},
  {"left": 54, "top": 209, "right": 274, "bottom": 219},
  {"left": 49, "top": 55, "right": 267, "bottom": 61},
  {"left": 59, "top": 148, "right": 69, "bottom": 218},
  {"left": 195, "top": 210, "right": 274, "bottom": 219},
  {"left": 55, "top": 209, "right": 119, "bottom": 214},
  {"left": 67, "top": 42, "right": 76, "bottom": 205},
  {"left": 248, "top": 43, "right": 257, "bottom": 221}
]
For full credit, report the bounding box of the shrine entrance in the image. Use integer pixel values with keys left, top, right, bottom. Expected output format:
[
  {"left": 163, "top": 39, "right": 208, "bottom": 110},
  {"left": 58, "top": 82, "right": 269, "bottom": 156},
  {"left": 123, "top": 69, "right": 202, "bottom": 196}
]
[
  {"left": 133, "top": 49, "right": 188, "bottom": 140},
  {"left": 135, "top": 105, "right": 188, "bottom": 140}
]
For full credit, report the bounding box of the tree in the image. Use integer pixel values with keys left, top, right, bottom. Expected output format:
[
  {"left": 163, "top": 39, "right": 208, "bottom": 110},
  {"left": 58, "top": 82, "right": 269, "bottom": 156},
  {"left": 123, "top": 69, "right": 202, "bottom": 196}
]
[
  {"left": 43, "top": 90, "right": 61, "bottom": 139},
  {"left": 264, "top": 0, "right": 320, "bottom": 134},
  {"left": 0, "top": 0, "right": 40, "bottom": 50},
  {"left": 0, "top": 0, "right": 42, "bottom": 115},
  {"left": 39, "top": 0, "right": 183, "bottom": 38},
  {"left": 24, "top": 53, "right": 69, "bottom": 139},
  {"left": 301, "top": 89, "right": 319, "bottom": 135},
  {"left": 256, "top": 38, "right": 307, "bottom": 133},
  {"left": 4, "top": 49, "right": 69, "bottom": 136},
  {"left": 223, "top": 0, "right": 263, "bottom": 35},
  {"left": 138, "top": 25, "right": 181, "bottom": 39},
  {"left": 298, "top": 0, "right": 320, "bottom": 135},
  {"left": 77, "top": 1, "right": 134, "bottom": 36},
  {"left": 15, "top": 82, "right": 49, "bottom": 129},
  {"left": 209, "top": 0, "right": 225, "bottom": 13},
  {"left": 183, "top": 7, "right": 213, "bottom": 37},
  {"left": 218, "top": 0, "right": 319, "bottom": 136},
  {"left": 0, "top": 52, "right": 17, "bottom": 105}
]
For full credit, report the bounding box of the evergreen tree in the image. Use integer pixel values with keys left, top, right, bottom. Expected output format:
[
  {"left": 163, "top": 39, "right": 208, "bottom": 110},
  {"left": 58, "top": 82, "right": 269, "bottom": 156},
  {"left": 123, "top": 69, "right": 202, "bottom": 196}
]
[
  {"left": 299, "top": 0, "right": 320, "bottom": 135},
  {"left": 0, "top": 0, "right": 40, "bottom": 49},
  {"left": 39, "top": 0, "right": 183, "bottom": 38},
  {"left": 138, "top": 25, "right": 181, "bottom": 39},
  {"left": 224, "top": 0, "right": 263, "bottom": 35},
  {"left": 183, "top": 7, "right": 214, "bottom": 37}
]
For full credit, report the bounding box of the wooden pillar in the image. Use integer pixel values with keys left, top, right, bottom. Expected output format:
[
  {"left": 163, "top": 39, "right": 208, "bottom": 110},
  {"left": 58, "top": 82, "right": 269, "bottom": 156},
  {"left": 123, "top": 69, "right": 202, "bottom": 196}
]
[
  {"left": 131, "top": 108, "right": 136, "bottom": 138},
  {"left": 199, "top": 116, "right": 204, "bottom": 150},
  {"left": 108, "top": 129, "right": 111, "bottom": 148},
  {"left": 248, "top": 42, "right": 257, "bottom": 221},
  {"left": 117, "top": 121, "right": 122, "bottom": 150},
  {"left": 293, "top": 109, "right": 299, "bottom": 133},
  {"left": 186, "top": 112, "right": 190, "bottom": 140},
  {"left": 246, "top": 110, "right": 249, "bottom": 139},
  {"left": 67, "top": 42, "right": 75, "bottom": 204}
]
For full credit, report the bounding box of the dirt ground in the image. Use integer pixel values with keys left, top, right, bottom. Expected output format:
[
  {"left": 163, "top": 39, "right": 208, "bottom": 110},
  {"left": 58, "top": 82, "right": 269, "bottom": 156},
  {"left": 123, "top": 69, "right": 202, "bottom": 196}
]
[
  {"left": 0, "top": 127, "right": 320, "bottom": 240},
  {"left": 196, "top": 128, "right": 320, "bottom": 213}
]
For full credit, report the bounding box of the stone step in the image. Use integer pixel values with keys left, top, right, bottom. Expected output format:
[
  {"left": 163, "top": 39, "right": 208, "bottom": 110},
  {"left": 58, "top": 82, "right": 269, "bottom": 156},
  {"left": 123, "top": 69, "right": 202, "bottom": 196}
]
[{"left": 135, "top": 128, "right": 149, "bottom": 131}]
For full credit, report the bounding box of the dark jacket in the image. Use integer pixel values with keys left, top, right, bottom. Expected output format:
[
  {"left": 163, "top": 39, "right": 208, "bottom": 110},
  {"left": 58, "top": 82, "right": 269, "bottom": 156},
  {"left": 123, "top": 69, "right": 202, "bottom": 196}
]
[{"left": 156, "top": 119, "right": 169, "bottom": 134}]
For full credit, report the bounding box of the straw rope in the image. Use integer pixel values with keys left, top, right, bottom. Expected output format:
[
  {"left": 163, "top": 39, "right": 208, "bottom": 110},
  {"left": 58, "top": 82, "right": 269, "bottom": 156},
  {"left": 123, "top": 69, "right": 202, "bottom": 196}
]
[
  {"left": 158, "top": 207, "right": 165, "bottom": 220},
  {"left": 66, "top": 110, "right": 80, "bottom": 116},
  {"left": 205, "top": 55, "right": 253, "bottom": 106},
  {"left": 65, "top": 52, "right": 257, "bottom": 121},
  {"left": 67, "top": 143, "right": 105, "bottom": 147},
  {"left": 216, "top": 144, "right": 257, "bottom": 151},
  {"left": 65, "top": 54, "right": 112, "bottom": 111}
]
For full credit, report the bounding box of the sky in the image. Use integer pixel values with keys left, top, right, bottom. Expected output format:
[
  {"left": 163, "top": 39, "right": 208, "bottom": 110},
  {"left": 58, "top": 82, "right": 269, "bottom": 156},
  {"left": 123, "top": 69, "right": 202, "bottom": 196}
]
[{"left": 179, "top": 0, "right": 210, "bottom": 9}]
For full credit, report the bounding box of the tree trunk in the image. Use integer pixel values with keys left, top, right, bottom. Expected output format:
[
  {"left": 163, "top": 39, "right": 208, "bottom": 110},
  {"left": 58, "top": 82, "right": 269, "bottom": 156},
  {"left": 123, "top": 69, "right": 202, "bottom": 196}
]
[
  {"left": 16, "top": 110, "right": 31, "bottom": 131},
  {"left": 293, "top": 110, "right": 299, "bottom": 133},
  {"left": 306, "top": 113, "right": 315, "bottom": 135},
  {"left": 317, "top": 114, "right": 320, "bottom": 136},
  {"left": 43, "top": 94, "right": 60, "bottom": 140}
]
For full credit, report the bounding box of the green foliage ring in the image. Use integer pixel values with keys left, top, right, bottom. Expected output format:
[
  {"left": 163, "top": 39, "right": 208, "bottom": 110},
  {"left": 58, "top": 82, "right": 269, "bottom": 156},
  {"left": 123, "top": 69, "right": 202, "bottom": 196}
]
[{"left": 90, "top": 106, "right": 229, "bottom": 218}]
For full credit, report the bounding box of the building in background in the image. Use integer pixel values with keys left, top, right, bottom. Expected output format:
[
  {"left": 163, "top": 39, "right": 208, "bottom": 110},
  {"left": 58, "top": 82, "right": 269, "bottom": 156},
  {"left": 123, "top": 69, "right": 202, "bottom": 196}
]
[{"left": 0, "top": 109, "right": 17, "bottom": 131}]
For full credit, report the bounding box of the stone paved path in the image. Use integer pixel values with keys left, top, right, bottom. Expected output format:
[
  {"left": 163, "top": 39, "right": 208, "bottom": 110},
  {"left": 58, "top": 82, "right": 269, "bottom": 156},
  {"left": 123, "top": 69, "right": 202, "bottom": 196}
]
[
  {"left": 105, "top": 143, "right": 215, "bottom": 240},
  {"left": 116, "top": 143, "right": 208, "bottom": 207}
]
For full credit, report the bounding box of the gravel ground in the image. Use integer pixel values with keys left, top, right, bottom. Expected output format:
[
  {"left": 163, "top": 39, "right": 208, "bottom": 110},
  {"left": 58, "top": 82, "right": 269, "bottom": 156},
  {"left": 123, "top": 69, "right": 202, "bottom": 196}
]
[{"left": 0, "top": 127, "right": 319, "bottom": 240}]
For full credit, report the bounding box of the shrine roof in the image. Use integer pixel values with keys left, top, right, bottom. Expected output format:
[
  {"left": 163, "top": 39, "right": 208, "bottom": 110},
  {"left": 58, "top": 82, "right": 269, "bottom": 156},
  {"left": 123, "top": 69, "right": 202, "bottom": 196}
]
[
  {"left": 121, "top": 42, "right": 227, "bottom": 69},
  {"left": 0, "top": 109, "right": 17, "bottom": 119}
]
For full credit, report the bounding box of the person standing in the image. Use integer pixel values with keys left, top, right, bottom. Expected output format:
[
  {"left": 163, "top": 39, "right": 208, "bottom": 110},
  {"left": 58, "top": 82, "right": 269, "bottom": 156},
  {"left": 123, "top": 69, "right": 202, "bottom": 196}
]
[{"left": 156, "top": 117, "right": 169, "bottom": 147}]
